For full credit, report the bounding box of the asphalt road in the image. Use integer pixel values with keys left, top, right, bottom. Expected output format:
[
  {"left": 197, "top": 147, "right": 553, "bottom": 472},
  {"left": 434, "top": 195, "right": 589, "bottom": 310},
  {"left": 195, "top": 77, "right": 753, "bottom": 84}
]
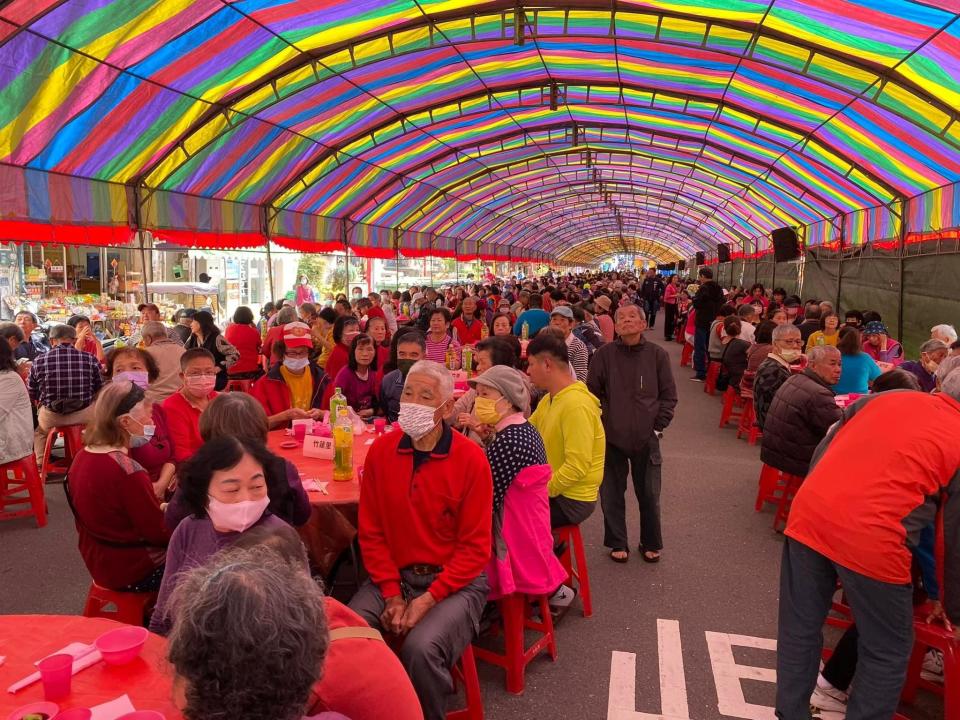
[{"left": 0, "top": 334, "right": 943, "bottom": 719}]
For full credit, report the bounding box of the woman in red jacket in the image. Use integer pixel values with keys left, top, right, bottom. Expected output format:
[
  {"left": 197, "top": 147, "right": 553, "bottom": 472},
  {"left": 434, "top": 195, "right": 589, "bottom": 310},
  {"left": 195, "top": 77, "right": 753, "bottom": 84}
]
[
  {"left": 67, "top": 380, "right": 170, "bottom": 591},
  {"left": 251, "top": 322, "right": 329, "bottom": 426},
  {"left": 451, "top": 295, "right": 485, "bottom": 346},
  {"left": 225, "top": 305, "right": 262, "bottom": 380}
]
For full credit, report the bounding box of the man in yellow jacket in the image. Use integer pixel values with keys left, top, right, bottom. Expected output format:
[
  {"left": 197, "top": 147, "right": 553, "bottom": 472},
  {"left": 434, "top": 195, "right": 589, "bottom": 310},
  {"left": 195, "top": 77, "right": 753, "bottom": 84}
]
[{"left": 527, "top": 329, "right": 606, "bottom": 530}]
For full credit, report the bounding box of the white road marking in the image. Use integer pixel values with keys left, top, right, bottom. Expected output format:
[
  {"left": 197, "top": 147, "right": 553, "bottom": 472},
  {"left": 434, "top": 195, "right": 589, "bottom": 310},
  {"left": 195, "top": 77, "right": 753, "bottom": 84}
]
[
  {"left": 607, "top": 619, "right": 691, "bottom": 720},
  {"left": 705, "top": 631, "right": 777, "bottom": 720},
  {"left": 608, "top": 621, "right": 780, "bottom": 720}
]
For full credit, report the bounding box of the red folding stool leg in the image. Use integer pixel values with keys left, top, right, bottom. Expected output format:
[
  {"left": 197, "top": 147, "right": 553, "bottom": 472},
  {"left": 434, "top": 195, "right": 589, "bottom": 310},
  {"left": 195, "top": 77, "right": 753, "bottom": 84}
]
[
  {"left": 446, "top": 645, "right": 484, "bottom": 720},
  {"left": 755, "top": 464, "right": 782, "bottom": 512},
  {"left": 0, "top": 457, "right": 46, "bottom": 527}
]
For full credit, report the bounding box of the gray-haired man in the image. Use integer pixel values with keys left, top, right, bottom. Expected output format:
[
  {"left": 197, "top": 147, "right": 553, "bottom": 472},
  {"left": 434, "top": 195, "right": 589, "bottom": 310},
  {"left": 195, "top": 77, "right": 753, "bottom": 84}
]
[
  {"left": 350, "top": 360, "right": 492, "bottom": 720},
  {"left": 27, "top": 323, "right": 103, "bottom": 462}
]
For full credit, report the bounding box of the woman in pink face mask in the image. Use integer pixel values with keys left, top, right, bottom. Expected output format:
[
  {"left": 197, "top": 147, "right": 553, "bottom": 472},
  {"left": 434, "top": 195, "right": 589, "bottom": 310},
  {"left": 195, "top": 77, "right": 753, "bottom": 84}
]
[
  {"left": 162, "top": 348, "right": 220, "bottom": 463},
  {"left": 149, "top": 436, "right": 288, "bottom": 636}
]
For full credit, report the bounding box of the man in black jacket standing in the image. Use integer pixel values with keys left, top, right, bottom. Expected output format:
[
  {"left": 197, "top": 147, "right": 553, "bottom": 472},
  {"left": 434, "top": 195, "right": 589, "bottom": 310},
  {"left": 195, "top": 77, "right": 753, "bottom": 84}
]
[
  {"left": 691, "top": 267, "right": 724, "bottom": 382},
  {"left": 587, "top": 304, "right": 678, "bottom": 563},
  {"left": 640, "top": 268, "right": 666, "bottom": 330}
]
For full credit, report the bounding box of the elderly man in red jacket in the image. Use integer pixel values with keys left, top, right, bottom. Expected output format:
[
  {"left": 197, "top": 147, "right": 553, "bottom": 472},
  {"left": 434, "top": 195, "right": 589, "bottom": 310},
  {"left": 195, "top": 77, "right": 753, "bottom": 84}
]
[
  {"left": 350, "top": 360, "right": 492, "bottom": 720},
  {"left": 776, "top": 378, "right": 960, "bottom": 720}
]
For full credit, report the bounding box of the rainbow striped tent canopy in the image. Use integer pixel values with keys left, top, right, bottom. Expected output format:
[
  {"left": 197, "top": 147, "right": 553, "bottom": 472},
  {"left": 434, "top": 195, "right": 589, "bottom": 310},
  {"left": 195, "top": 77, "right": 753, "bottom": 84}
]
[{"left": 2, "top": 0, "right": 960, "bottom": 263}]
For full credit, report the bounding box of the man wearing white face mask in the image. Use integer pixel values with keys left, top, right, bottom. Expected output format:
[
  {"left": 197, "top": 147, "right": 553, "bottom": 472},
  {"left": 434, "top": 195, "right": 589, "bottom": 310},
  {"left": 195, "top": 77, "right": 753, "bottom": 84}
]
[
  {"left": 753, "top": 323, "right": 804, "bottom": 431},
  {"left": 163, "top": 348, "right": 220, "bottom": 463},
  {"left": 351, "top": 360, "right": 492, "bottom": 720},
  {"left": 250, "top": 322, "right": 329, "bottom": 428}
]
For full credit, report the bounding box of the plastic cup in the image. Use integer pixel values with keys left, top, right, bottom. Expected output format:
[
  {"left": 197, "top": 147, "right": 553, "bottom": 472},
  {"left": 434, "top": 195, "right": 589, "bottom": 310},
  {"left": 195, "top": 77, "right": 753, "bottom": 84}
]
[
  {"left": 38, "top": 653, "right": 73, "bottom": 701},
  {"left": 293, "top": 424, "right": 307, "bottom": 441},
  {"left": 373, "top": 417, "right": 386, "bottom": 435}
]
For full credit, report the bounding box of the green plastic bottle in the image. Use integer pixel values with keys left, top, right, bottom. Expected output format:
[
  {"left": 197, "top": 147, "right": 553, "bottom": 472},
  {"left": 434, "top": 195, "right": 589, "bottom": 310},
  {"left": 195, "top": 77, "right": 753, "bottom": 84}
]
[{"left": 329, "top": 386, "right": 346, "bottom": 421}]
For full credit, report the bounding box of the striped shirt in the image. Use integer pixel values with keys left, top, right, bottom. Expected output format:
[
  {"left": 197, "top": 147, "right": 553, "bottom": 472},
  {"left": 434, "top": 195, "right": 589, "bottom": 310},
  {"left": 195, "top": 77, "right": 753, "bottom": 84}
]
[
  {"left": 425, "top": 333, "right": 461, "bottom": 368},
  {"left": 28, "top": 344, "right": 103, "bottom": 414},
  {"left": 566, "top": 333, "right": 589, "bottom": 382}
]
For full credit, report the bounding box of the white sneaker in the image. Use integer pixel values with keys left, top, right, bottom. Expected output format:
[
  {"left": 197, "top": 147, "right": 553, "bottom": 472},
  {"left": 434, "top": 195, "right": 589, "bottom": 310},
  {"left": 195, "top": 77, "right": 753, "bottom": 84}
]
[
  {"left": 810, "top": 684, "right": 848, "bottom": 713},
  {"left": 921, "top": 649, "right": 944, "bottom": 683},
  {"left": 549, "top": 584, "right": 577, "bottom": 608}
]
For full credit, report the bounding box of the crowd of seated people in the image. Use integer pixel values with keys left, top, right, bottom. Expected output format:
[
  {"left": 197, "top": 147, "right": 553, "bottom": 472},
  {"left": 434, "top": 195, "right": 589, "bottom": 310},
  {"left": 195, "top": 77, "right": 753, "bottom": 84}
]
[{"left": 5, "top": 270, "right": 956, "bottom": 720}]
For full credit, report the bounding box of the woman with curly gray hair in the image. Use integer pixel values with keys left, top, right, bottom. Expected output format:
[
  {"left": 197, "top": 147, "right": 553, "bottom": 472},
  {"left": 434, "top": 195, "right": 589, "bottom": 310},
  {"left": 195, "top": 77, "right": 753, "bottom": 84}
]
[{"left": 167, "top": 546, "right": 348, "bottom": 720}]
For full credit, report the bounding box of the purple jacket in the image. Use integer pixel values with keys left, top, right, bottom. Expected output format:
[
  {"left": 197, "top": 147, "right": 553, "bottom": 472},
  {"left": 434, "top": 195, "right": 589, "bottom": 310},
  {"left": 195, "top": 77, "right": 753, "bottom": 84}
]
[{"left": 149, "top": 513, "right": 288, "bottom": 635}]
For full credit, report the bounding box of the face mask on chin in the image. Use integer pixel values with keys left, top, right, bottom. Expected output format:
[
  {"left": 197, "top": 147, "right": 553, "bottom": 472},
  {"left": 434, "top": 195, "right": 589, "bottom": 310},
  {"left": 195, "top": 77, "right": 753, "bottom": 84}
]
[{"left": 397, "top": 401, "right": 440, "bottom": 440}]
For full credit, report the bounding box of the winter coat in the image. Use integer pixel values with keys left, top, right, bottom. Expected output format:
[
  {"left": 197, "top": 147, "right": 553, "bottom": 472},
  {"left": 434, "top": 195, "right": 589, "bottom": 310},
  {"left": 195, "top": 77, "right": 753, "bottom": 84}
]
[
  {"left": 760, "top": 369, "right": 842, "bottom": 477},
  {"left": 586, "top": 337, "right": 677, "bottom": 454},
  {"left": 692, "top": 281, "right": 724, "bottom": 330}
]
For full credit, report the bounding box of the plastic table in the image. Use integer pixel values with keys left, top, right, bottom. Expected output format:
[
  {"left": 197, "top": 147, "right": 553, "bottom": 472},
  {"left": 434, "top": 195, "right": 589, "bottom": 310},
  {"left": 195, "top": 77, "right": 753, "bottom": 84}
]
[{"left": 0, "top": 615, "right": 180, "bottom": 719}]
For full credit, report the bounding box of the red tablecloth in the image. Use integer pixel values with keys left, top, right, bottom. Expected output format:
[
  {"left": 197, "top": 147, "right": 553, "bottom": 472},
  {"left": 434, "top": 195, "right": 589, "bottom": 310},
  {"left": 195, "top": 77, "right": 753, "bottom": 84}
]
[
  {"left": 267, "top": 428, "right": 379, "bottom": 575},
  {"left": 0, "top": 615, "right": 180, "bottom": 719}
]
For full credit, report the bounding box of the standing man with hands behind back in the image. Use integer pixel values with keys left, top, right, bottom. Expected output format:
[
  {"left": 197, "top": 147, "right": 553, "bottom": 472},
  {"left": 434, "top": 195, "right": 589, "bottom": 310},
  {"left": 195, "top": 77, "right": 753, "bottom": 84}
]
[{"left": 588, "top": 304, "right": 677, "bottom": 564}]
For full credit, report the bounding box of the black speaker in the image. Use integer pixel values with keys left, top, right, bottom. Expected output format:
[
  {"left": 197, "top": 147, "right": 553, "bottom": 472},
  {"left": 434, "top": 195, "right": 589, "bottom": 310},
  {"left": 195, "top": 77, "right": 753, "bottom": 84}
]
[
  {"left": 695, "top": 251, "right": 705, "bottom": 265},
  {"left": 772, "top": 227, "right": 800, "bottom": 262},
  {"left": 717, "top": 243, "right": 731, "bottom": 263},
  {"left": 678, "top": 259, "right": 686, "bottom": 271}
]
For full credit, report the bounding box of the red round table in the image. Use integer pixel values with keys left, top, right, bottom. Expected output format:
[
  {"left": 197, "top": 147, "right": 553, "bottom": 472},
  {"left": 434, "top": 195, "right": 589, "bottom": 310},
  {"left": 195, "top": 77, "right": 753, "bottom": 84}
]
[
  {"left": 267, "top": 428, "right": 377, "bottom": 575},
  {"left": 0, "top": 615, "right": 181, "bottom": 719}
]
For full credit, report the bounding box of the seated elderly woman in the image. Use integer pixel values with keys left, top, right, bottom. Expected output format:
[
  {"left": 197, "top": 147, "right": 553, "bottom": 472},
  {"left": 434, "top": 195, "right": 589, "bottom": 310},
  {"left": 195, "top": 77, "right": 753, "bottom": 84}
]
[
  {"left": 149, "top": 436, "right": 290, "bottom": 635},
  {"left": 834, "top": 325, "right": 882, "bottom": 395},
  {"left": 166, "top": 546, "right": 347, "bottom": 720},
  {"left": 760, "top": 346, "right": 843, "bottom": 479},
  {"left": 453, "top": 336, "right": 521, "bottom": 441},
  {"left": 105, "top": 346, "right": 176, "bottom": 498},
  {"left": 164, "top": 392, "right": 310, "bottom": 530},
  {"left": 66, "top": 381, "right": 170, "bottom": 592},
  {"left": 230, "top": 524, "right": 425, "bottom": 720},
  {"left": 468, "top": 365, "right": 568, "bottom": 591},
  {"left": 251, "top": 322, "right": 329, "bottom": 427},
  {"left": 900, "top": 339, "right": 948, "bottom": 393},
  {"left": 860, "top": 320, "right": 904, "bottom": 366},
  {"left": 931, "top": 323, "right": 958, "bottom": 346}
]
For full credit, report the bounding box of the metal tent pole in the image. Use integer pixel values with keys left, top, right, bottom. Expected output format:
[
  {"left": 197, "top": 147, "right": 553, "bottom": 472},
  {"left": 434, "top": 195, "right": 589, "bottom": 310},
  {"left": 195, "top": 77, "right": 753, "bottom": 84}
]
[{"left": 262, "top": 207, "right": 276, "bottom": 301}]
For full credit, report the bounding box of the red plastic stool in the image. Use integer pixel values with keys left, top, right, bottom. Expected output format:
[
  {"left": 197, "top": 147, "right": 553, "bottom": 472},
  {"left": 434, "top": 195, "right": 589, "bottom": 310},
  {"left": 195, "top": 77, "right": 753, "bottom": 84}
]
[
  {"left": 82, "top": 582, "right": 157, "bottom": 627},
  {"left": 704, "top": 360, "right": 721, "bottom": 395},
  {"left": 773, "top": 473, "right": 804, "bottom": 532},
  {"left": 554, "top": 524, "right": 593, "bottom": 618},
  {"left": 719, "top": 386, "right": 744, "bottom": 428},
  {"left": 226, "top": 378, "right": 254, "bottom": 393},
  {"left": 902, "top": 620, "right": 958, "bottom": 717},
  {"left": 40, "top": 424, "right": 85, "bottom": 484},
  {"left": 680, "top": 342, "right": 693, "bottom": 367},
  {"left": 0, "top": 456, "right": 47, "bottom": 527},
  {"left": 474, "top": 593, "right": 558, "bottom": 694},
  {"left": 446, "top": 644, "right": 484, "bottom": 720},
  {"left": 754, "top": 463, "right": 782, "bottom": 512},
  {"left": 737, "top": 400, "right": 761, "bottom": 444}
]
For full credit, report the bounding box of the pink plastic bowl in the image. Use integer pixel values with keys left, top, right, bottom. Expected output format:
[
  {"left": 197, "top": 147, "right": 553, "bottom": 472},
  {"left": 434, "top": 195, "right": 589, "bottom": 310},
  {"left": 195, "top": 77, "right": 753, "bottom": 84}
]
[
  {"left": 115, "top": 713, "right": 165, "bottom": 720},
  {"left": 7, "top": 702, "right": 59, "bottom": 720},
  {"left": 53, "top": 710, "right": 92, "bottom": 720},
  {"left": 94, "top": 625, "right": 148, "bottom": 665}
]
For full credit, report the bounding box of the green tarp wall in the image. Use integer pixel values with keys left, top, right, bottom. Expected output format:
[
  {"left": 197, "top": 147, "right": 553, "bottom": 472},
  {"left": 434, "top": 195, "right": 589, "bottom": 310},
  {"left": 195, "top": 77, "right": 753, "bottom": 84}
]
[{"left": 692, "top": 242, "right": 960, "bottom": 356}]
